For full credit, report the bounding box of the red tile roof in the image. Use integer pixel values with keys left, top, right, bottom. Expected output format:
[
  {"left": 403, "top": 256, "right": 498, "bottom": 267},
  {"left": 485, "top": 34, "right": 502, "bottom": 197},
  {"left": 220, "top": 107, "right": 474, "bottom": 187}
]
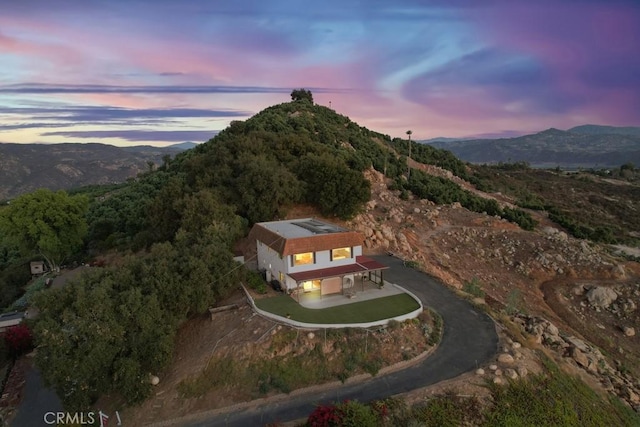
[
  {"left": 248, "top": 223, "right": 363, "bottom": 256},
  {"left": 288, "top": 256, "right": 388, "bottom": 282}
]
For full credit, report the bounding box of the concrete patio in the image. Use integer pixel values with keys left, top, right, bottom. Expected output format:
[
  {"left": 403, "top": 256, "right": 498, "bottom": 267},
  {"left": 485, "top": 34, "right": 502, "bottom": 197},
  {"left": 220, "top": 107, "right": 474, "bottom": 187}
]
[{"left": 292, "top": 279, "right": 404, "bottom": 309}]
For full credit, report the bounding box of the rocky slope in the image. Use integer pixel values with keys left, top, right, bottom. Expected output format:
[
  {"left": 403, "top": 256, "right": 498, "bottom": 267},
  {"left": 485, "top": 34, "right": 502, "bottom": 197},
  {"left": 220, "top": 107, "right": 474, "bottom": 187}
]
[{"left": 349, "top": 167, "right": 640, "bottom": 410}]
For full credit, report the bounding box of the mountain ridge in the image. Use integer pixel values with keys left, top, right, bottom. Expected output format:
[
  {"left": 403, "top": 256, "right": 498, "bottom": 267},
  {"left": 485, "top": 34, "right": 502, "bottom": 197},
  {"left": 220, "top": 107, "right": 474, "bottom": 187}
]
[
  {"left": 0, "top": 142, "right": 187, "bottom": 200},
  {"left": 425, "top": 125, "right": 640, "bottom": 168}
]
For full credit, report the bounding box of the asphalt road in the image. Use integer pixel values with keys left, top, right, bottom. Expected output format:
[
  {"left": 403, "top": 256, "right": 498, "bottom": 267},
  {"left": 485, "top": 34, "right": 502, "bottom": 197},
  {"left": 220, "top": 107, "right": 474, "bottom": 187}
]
[
  {"left": 10, "top": 365, "right": 63, "bottom": 427},
  {"left": 185, "top": 255, "right": 499, "bottom": 427}
]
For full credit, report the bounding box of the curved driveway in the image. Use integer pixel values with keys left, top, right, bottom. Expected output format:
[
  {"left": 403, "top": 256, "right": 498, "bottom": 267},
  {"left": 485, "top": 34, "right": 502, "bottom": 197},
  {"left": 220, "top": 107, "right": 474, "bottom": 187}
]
[{"left": 186, "top": 255, "right": 498, "bottom": 426}]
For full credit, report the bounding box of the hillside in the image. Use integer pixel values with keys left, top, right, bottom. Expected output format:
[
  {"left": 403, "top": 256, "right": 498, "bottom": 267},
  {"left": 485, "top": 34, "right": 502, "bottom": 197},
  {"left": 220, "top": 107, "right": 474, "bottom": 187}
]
[
  {"left": 3, "top": 95, "right": 640, "bottom": 424},
  {"left": 427, "top": 127, "right": 640, "bottom": 168},
  {"left": 0, "top": 142, "right": 185, "bottom": 200}
]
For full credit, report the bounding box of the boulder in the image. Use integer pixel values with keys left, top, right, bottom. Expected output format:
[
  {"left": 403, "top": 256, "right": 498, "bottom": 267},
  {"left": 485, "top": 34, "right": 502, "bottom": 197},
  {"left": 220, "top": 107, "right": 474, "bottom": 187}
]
[
  {"left": 611, "top": 264, "right": 626, "bottom": 279},
  {"left": 517, "top": 366, "right": 528, "bottom": 378},
  {"left": 622, "top": 299, "right": 637, "bottom": 313},
  {"left": 504, "top": 368, "right": 518, "bottom": 380},
  {"left": 545, "top": 322, "right": 559, "bottom": 336},
  {"left": 586, "top": 287, "right": 618, "bottom": 308},
  {"left": 498, "top": 353, "right": 515, "bottom": 364},
  {"left": 565, "top": 336, "right": 588, "bottom": 352},
  {"left": 572, "top": 285, "right": 586, "bottom": 296},
  {"left": 571, "top": 347, "right": 589, "bottom": 368}
]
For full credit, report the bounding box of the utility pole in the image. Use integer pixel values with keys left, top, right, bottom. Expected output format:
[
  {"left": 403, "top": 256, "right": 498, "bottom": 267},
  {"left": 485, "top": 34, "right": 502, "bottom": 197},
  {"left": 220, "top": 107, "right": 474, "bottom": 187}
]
[{"left": 406, "top": 130, "right": 413, "bottom": 178}]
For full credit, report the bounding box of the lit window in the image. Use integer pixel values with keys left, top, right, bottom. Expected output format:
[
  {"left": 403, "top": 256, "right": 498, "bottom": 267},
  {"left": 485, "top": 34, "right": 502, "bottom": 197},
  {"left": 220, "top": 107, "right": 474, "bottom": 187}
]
[
  {"left": 293, "top": 252, "right": 315, "bottom": 266},
  {"left": 331, "top": 247, "right": 352, "bottom": 260}
]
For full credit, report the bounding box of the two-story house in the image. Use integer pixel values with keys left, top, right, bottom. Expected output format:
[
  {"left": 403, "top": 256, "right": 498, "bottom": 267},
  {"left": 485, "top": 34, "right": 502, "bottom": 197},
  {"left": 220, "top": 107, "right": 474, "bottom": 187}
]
[{"left": 248, "top": 218, "right": 388, "bottom": 297}]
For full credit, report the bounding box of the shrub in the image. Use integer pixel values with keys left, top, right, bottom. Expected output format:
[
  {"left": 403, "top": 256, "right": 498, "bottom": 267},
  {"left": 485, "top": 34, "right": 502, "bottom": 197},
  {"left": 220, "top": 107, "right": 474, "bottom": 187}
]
[
  {"left": 4, "top": 323, "right": 33, "bottom": 358},
  {"left": 307, "top": 404, "right": 341, "bottom": 427},
  {"left": 387, "top": 319, "right": 401, "bottom": 331},
  {"left": 463, "top": 277, "right": 485, "bottom": 298},
  {"left": 246, "top": 270, "right": 268, "bottom": 294},
  {"left": 336, "top": 400, "right": 379, "bottom": 427}
]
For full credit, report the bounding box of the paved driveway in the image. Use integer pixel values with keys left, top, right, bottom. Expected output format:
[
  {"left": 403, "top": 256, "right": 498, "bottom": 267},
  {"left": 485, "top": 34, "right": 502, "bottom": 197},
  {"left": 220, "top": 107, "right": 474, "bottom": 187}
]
[
  {"left": 183, "top": 255, "right": 499, "bottom": 427},
  {"left": 10, "top": 365, "right": 62, "bottom": 427}
]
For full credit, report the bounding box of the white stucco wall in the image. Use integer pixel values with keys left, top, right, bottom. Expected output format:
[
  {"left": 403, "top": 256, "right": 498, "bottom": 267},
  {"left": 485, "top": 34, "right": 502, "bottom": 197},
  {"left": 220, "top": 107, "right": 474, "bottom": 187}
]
[
  {"left": 288, "top": 245, "right": 363, "bottom": 273},
  {"left": 257, "top": 241, "right": 364, "bottom": 292},
  {"left": 256, "top": 241, "right": 287, "bottom": 285}
]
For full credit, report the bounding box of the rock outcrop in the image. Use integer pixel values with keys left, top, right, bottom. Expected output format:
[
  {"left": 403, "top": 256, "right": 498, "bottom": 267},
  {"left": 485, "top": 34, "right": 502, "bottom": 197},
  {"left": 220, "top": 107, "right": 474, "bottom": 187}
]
[{"left": 514, "top": 314, "right": 640, "bottom": 411}]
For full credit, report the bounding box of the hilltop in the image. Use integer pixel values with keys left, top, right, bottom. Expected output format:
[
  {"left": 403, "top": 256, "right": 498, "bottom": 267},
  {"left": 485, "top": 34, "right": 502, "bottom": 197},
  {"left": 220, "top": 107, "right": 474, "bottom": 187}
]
[{"left": 426, "top": 126, "right": 640, "bottom": 168}]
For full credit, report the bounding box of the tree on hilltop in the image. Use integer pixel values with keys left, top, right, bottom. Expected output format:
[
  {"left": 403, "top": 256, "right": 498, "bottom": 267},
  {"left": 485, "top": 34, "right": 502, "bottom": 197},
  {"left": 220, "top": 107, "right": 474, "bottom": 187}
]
[{"left": 291, "top": 88, "right": 314, "bottom": 104}]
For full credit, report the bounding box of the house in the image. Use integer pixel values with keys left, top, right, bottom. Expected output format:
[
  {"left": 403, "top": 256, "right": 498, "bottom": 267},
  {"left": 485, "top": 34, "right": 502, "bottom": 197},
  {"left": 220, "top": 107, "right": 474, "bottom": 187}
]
[
  {"left": 30, "top": 261, "right": 45, "bottom": 275},
  {"left": 248, "top": 218, "right": 388, "bottom": 297}
]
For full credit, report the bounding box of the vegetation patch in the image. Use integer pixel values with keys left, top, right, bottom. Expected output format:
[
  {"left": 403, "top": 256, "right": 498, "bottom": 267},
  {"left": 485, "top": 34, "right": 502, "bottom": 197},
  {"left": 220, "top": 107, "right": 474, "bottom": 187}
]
[
  {"left": 179, "top": 311, "right": 439, "bottom": 400},
  {"left": 300, "top": 358, "right": 640, "bottom": 426},
  {"left": 393, "top": 169, "right": 537, "bottom": 230},
  {"left": 471, "top": 164, "right": 640, "bottom": 244},
  {"left": 463, "top": 277, "right": 486, "bottom": 298},
  {"left": 255, "top": 293, "right": 420, "bottom": 324}
]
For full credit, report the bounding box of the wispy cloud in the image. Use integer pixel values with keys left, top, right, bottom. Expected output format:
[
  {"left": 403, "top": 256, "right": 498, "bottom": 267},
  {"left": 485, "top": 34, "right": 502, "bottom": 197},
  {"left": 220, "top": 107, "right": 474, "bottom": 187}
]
[
  {"left": 41, "top": 130, "right": 218, "bottom": 143},
  {"left": 0, "top": 84, "right": 353, "bottom": 95},
  {"left": 1, "top": 0, "right": 639, "bottom": 142},
  {"left": 0, "top": 105, "right": 250, "bottom": 122}
]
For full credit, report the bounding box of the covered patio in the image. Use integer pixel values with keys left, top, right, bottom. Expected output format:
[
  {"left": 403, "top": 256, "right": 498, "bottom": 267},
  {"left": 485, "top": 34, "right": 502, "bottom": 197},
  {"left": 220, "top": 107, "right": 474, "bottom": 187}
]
[
  {"left": 294, "top": 278, "right": 403, "bottom": 309},
  {"left": 288, "top": 255, "right": 390, "bottom": 308}
]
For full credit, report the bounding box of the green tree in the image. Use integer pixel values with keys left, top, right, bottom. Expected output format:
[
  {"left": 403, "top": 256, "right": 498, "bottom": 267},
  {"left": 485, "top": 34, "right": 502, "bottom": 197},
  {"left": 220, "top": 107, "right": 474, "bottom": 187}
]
[
  {"left": 34, "top": 275, "right": 125, "bottom": 409},
  {"left": 291, "top": 88, "right": 314, "bottom": 103},
  {"left": 233, "top": 154, "right": 303, "bottom": 223},
  {"left": 297, "top": 154, "right": 370, "bottom": 219},
  {"left": 0, "top": 189, "right": 88, "bottom": 271}
]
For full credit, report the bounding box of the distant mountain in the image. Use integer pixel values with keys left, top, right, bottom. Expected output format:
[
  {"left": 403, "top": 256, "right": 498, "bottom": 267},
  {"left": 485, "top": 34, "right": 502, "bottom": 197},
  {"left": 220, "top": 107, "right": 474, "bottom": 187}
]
[
  {"left": 167, "top": 141, "right": 199, "bottom": 150},
  {"left": 0, "top": 142, "right": 183, "bottom": 200},
  {"left": 427, "top": 127, "right": 640, "bottom": 168},
  {"left": 420, "top": 137, "right": 470, "bottom": 144},
  {"left": 568, "top": 124, "right": 640, "bottom": 137}
]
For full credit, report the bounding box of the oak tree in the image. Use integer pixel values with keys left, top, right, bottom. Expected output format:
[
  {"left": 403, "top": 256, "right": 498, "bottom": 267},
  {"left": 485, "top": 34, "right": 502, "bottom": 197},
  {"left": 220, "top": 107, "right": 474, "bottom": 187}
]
[{"left": 0, "top": 189, "right": 88, "bottom": 271}]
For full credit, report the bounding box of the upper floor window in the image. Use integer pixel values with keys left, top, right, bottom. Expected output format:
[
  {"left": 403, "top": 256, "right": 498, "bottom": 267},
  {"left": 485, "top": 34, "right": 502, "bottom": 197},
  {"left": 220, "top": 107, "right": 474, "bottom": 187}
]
[
  {"left": 331, "top": 247, "right": 352, "bottom": 261},
  {"left": 292, "top": 252, "right": 315, "bottom": 266}
]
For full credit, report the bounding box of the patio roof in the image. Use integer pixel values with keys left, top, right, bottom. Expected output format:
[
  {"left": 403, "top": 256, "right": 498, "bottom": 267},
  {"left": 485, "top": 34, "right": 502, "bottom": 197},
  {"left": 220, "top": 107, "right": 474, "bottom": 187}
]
[{"left": 288, "top": 256, "right": 388, "bottom": 282}]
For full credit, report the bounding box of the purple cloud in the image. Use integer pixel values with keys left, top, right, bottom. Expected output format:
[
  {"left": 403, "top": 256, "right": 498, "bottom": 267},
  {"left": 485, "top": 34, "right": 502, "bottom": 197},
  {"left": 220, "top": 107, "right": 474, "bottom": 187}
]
[
  {"left": 41, "top": 130, "right": 218, "bottom": 143},
  {"left": 0, "top": 83, "right": 353, "bottom": 95},
  {"left": 0, "top": 105, "right": 251, "bottom": 122}
]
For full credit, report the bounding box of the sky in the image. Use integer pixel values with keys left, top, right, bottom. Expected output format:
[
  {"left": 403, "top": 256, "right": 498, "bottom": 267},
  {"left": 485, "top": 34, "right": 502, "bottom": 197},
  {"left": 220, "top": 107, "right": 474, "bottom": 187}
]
[{"left": 1, "top": 0, "right": 639, "bottom": 147}]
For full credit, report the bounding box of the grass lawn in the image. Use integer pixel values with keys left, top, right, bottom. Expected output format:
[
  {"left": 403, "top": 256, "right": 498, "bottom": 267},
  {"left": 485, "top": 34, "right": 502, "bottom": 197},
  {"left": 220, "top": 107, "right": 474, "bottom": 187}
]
[{"left": 255, "top": 293, "right": 420, "bottom": 324}]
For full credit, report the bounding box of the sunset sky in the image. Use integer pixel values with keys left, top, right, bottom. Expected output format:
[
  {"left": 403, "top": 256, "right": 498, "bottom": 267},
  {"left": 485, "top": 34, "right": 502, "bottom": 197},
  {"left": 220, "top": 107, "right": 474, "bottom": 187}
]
[{"left": 1, "top": 0, "right": 639, "bottom": 147}]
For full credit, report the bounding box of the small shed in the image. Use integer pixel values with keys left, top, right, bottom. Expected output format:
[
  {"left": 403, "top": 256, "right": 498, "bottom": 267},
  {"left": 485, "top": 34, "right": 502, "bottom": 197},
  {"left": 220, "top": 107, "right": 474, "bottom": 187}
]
[
  {"left": 0, "top": 312, "right": 25, "bottom": 332},
  {"left": 30, "top": 261, "right": 45, "bottom": 275}
]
